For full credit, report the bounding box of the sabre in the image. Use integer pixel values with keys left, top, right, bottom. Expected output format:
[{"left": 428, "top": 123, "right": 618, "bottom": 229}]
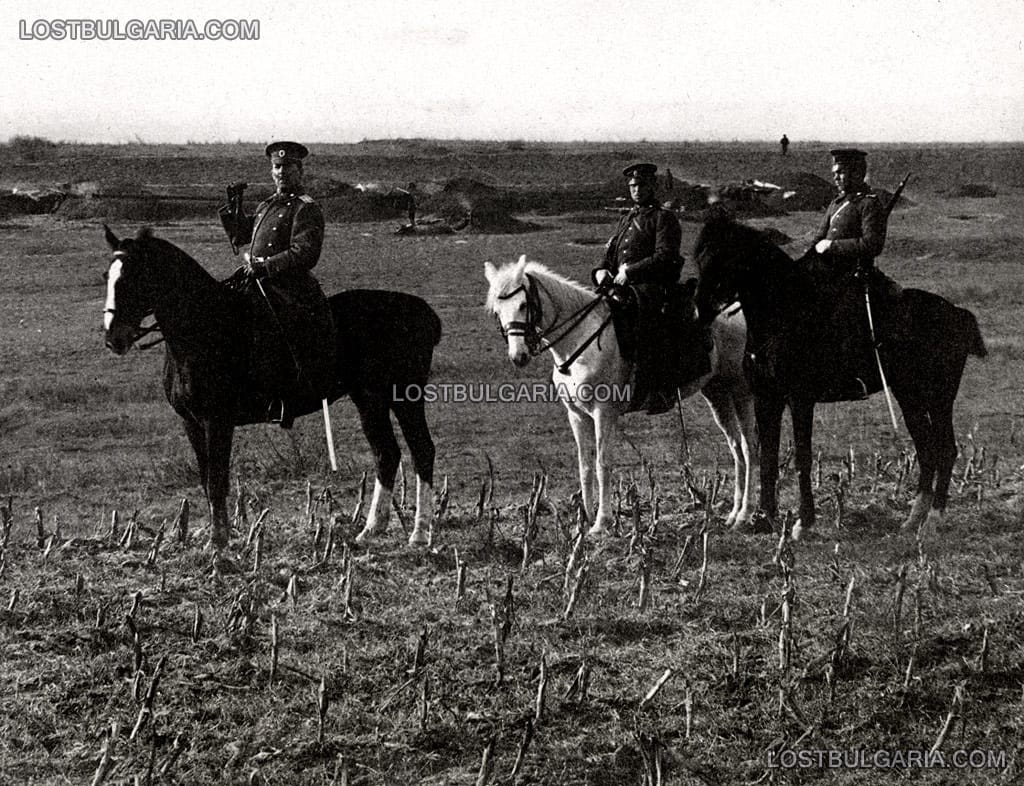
[
  {"left": 253, "top": 275, "right": 338, "bottom": 472},
  {"left": 863, "top": 172, "right": 912, "bottom": 435}
]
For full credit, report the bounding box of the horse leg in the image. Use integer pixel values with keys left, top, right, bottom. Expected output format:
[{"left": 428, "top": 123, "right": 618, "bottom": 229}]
[
  {"left": 565, "top": 405, "right": 597, "bottom": 528},
  {"left": 182, "top": 416, "right": 209, "bottom": 500},
  {"left": 590, "top": 406, "right": 618, "bottom": 536},
  {"left": 755, "top": 393, "right": 785, "bottom": 526},
  {"left": 205, "top": 420, "right": 234, "bottom": 549},
  {"left": 897, "top": 396, "right": 935, "bottom": 532},
  {"left": 352, "top": 394, "right": 402, "bottom": 546},
  {"left": 790, "top": 399, "right": 816, "bottom": 540},
  {"left": 736, "top": 392, "right": 759, "bottom": 529},
  {"left": 925, "top": 397, "right": 959, "bottom": 534},
  {"left": 702, "top": 385, "right": 745, "bottom": 529},
  {"left": 393, "top": 399, "right": 435, "bottom": 547}
]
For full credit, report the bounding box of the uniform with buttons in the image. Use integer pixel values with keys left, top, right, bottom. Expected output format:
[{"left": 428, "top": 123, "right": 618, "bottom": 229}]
[
  {"left": 811, "top": 189, "right": 886, "bottom": 271},
  {"left": 217, "top": 141, "right": 336, "bottom": 419},
  {"left": 233, "top": 190, "right": 325, "bottom": 276}
]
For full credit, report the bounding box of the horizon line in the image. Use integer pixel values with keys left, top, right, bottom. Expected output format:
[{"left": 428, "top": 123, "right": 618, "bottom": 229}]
[{"left": 5, "top": 136, "right": 1024, "bottom": 147}]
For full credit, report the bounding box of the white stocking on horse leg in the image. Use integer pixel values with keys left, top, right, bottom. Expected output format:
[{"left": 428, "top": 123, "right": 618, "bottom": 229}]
[
  {"left": 566, "top": 407, "right": 597, "bottom": 527},
  {"left": 408, "top": 476, "right": 433, "bottom": 547},
  {"left": 589, "top": 408, "right": 617, "bottom": 536},
  {"left": 355, "top": 479, "right": 392, "bottom": 545}
]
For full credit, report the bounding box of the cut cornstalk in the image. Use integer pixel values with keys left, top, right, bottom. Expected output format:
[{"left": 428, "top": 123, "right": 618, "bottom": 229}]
[
  {"left": 129, "top": 655, "right": 166, "bottom": 741},
  {"left": 509, "top": 718, "right": 534, "bottom": 783},
  {"left": 535, "top": 653, "right": 548, "bottom": 723},
  {"left": 269, "top": 615, "right": 279, "bottom": 687},
  {"left": 639, "top": 668, "right": 674, "bottom": 711}
]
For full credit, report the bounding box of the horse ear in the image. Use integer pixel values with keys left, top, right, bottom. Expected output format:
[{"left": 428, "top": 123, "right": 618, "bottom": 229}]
[
  {"left": 484, "top": 261, "right": 498, "bottom": 283},
  {"left": 514, "top": 254, "right": 528, "bottom": 276},
  {"left": 103, "top": 224, "right": 119, "bottom": 250}
]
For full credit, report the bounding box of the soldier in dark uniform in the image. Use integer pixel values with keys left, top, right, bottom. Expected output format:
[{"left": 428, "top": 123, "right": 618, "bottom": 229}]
[
  {"left": 593, "top": 163, "right": 706, "bottom": 414},
  {"left": 780, "top": 134, "right": 790, "bottom": 156},
  {"left": 218, "top": 141, "right": 336, "bottom": 427},
  {"left": 808, "top": 147, "right": 902, "bottom": 400}
]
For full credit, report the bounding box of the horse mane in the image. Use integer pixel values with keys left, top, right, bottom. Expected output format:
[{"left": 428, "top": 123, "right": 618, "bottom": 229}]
[
  {"left": 486, "top": 257, "right": 595, "bottom": 312},
  {"left": 131, "top": 228, "right": 219, "bottom": 285},
  {"left": 694, "top": 214, "right": 794, "bottom": 268}
]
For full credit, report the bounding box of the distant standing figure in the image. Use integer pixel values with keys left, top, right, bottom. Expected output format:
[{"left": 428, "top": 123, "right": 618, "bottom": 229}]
[
  {"left": 407, "top": 182, "right": 417, "bottom": 226},
  {"left": 780, "top": 134, "right": 790, "bottom": 156}
]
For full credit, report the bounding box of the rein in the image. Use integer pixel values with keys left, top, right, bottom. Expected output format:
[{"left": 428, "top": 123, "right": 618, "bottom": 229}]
[{"left": 497, "top": 274, "right": 614, "bottom": 373}]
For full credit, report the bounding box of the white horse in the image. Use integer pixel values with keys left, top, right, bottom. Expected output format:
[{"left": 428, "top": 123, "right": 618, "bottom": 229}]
[{"left": 485, "top": 255, "right": 757, "bottom": 534}]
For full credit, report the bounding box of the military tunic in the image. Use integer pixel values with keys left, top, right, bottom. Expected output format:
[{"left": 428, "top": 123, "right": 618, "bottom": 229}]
[
  {"left": 811, "top": 188, "right": 886, "bottom": 269},
  {"left": 595, "top": 200, "right": 694, "bottom": 413},
  {"left": 219, "top": 190, "right": 324, "bottom": 275},
  {"left": 600, "top": 203, "right": 682, "bottom": 286},
  {"left": 218, "top": 190, "right": 336, "bottom": 406}
]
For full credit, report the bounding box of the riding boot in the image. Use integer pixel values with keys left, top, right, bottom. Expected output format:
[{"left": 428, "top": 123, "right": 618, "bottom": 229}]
[
  {"left": 820, "top": 279, "right": 874, "bottom": 402},
  {"left": 644, "top": 312, "right": 678, "bottom": 415}
]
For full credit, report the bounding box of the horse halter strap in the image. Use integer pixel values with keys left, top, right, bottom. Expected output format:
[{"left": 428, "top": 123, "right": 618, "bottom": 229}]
[
  {"left": 496, "top": 275, "right": 544, "bottom": 353},
  {"left": 497, "top": 274, "right": 614, "bottom": 372}
]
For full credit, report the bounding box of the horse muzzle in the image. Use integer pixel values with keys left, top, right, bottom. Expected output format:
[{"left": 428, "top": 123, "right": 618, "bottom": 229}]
[{"left": 105, "top": 324, "right": 138, "bottom": 355}]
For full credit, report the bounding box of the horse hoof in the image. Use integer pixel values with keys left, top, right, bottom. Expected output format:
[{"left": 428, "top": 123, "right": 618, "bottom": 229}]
[
  {"left": 791, "top": 519, "right": 805, "bottom": 541},
  {"left": 587, "top": 523, "right": 610, "bottom": 537},
  {"left": 355, "top": 527, "right": 380, "bottom": 546},
  {"left": 408, "top": 528, "right": 429, "bottom": 547}
]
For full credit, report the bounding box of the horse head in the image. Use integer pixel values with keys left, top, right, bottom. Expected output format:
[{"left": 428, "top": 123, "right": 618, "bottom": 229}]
[
  {"left": 484, "top": 254, "right": 543, "bottom": 367},
  {"left": 692, "top": 211, "right": 763, "bottom": 322},
  {"left": 103, "top": 225, "right": 160, "bottom": 355}
]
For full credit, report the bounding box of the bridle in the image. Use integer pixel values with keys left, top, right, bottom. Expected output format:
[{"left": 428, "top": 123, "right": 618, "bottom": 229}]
[
  {"left": 495, "top": 273, "right": 615, "bottom": 373},
  {"left": 105, "top": 249, "right": 164, "bottom": 350},
  {"left": 495, "top": 274, "right": 545, "bottom": 353}
]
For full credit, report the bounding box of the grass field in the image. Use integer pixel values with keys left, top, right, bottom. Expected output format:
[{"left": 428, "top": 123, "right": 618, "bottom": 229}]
[{"left": 1, "top": 141, "right": 1022, "bottom": 784}]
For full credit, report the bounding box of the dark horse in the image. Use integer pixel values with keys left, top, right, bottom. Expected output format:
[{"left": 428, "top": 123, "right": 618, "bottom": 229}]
[
  {"left": 103, "top": 227, "right": 441, "bottom": 549},
  {"left": 694, "top": 214, "right": 986, "bottom": 537}
]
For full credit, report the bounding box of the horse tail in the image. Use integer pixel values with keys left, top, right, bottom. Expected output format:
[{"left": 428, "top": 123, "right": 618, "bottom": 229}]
[{"left": 957, "top": 307, "right": 987, "bottom": 358}]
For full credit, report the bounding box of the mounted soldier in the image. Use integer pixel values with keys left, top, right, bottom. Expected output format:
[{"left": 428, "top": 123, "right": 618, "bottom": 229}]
[
  {"left": 806, "top": 147, "right": 905, "bottom": 401},
  {"left": 218, "top": 141, "right": 336, "bottom": 427},
  {"left": 593, "top": 163, "right": 708, "bottom": 414}
]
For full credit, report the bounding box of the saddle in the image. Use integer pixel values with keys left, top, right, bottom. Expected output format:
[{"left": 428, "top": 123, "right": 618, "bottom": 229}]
[
  {"left": 223, "top": 269, "right": 338, "bottom": 423},
  {"left": 605, "top": 278, "right": 711, "bottom": 414}
]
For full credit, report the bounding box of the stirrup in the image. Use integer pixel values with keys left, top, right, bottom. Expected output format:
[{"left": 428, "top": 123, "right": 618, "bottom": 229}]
[{"left": 268, "top": 400, "right": 295, "bottom": 429}]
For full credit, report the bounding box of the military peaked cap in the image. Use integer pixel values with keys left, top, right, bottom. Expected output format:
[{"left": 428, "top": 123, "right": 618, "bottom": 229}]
[
  {"left": 265, "top": 141, "right": 309, "bottom": 163},
  {"left": 829, "top": 148, "right": 867, "bottom": 164},
  {"left": 622, "top": 162, "right": 658, "bottom": 179}
]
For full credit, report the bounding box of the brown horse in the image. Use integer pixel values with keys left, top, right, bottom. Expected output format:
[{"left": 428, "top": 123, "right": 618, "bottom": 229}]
[
  {"left": 694, "top": 214, "right": 986, "bottom": 537},
  {"left": 103, "top": 226, "right": 441, "bottom": 549}
]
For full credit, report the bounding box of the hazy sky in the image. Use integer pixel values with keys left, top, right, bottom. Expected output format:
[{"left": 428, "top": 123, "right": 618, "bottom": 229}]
[{"left": 1, "top": 0, "right": 1021, "bottom": 143}]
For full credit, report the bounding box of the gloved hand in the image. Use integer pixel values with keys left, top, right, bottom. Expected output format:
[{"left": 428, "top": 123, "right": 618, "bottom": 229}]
[
  {"left": 613, "top": 265, "right": 630, "bottom": 286},
  {"left": 243, "top": 252, "right": 268, "bottom": 279},
  {"left": 814, "top": 239, "right": 832, "bottom": 254},
  {"left": 226, "top": 181, "right": 248, "bottom": 200},
  {"left": 593, "top": 269, "right": 612, "bottom": 290}
]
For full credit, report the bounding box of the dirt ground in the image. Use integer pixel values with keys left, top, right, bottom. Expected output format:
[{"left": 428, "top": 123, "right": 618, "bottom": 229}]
[{"left": 0, "top": 141, "right": 1021, "bottom": 784}]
